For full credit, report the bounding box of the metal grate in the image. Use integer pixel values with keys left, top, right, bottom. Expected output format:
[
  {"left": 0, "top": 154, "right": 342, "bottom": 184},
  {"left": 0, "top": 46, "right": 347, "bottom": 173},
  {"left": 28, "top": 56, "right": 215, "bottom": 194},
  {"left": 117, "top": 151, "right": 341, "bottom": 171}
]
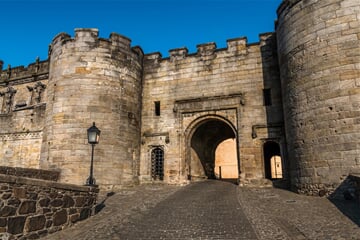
[{"left": 151, "top": 147, "right": 164, "bottom": 180}]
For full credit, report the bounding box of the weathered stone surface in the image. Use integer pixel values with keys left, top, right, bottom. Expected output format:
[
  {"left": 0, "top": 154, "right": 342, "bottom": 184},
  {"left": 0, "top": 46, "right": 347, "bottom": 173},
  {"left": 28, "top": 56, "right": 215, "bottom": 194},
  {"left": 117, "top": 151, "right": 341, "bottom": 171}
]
[
  {"left": 277, "top": 0, "right": 360, "bottom": 193},
  {"left": 25, "top": 215, "right": 46, "bottom": 232},
  {"left": 74, "top": 196, "right": 86, "bottom": 207},
  {"left": 45, "top": 220, "right": 52, "bottom": 228},
  {"left": 50, "top": 199, "right": 63, "bottom": 207},
  {"left": 7, "top": 216, "right": 26, "bottom": 234},
  {"left": 13, "top": 187, "right": 27, "bottom": 198},
  {"left": 69, "top": 213, "right": 79, "bottom": 223},
  {"left": 0, "top": 173, "right": 98, "bottom": 239},
  {"left": 0, "top": 206, "right": 16, "bottom": 217},
  {"left": 62, "top": 195, "right": 75, "bottom": 208},
  {"left": 0, "top": 217, "right": 7, "bottom": 227},
  {"left": 39, "top": 198, "right": 50, "bottom": 207},
  {"left": 18, "top": 200, "right": 36, "bottom": 214},
  {"left": 7, "top": 198, "right": 20, "bottom": 207},
  {"left": 26, "top": 233, "right": 40, "bottom": 239},
  {"left": 69, "top": 208, "right": 77, "bottom": 215},
  {"left": 1, "top": 193, "right": 12, "bottom": 200},
  {"left": 79, "top": 208, "right": 91, "bottom": 221},
  {"left": 53, "top": 209, "right": 67, "bottom": 226}
]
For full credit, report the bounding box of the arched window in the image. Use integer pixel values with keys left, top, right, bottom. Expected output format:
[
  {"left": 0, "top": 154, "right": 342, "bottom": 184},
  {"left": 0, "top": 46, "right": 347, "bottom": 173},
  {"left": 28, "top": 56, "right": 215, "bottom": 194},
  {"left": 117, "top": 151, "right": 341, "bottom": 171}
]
[{"left": 151, "top": 147, "right": 164, "bottom": 180}]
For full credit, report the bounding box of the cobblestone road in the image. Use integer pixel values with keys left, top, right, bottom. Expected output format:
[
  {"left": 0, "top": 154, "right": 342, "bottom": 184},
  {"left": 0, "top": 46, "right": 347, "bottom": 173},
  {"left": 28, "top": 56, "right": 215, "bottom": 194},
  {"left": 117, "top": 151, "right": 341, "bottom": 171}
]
[
  {"left": 44, "top": 180, "right": 360, "bottom": 240},
  {"left": 117, "top": 180, "right": 257, "bottom": 240}
]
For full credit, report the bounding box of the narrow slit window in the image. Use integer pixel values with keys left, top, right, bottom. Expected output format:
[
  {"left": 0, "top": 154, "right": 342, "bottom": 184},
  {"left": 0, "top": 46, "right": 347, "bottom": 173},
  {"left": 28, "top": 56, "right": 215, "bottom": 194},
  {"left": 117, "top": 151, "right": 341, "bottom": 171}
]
[
  {"left": 263, "top": 89, "right": 272, "bottom": 106},
  {"left": 154, "top": 101, "right": 160, "bottom": 116}
]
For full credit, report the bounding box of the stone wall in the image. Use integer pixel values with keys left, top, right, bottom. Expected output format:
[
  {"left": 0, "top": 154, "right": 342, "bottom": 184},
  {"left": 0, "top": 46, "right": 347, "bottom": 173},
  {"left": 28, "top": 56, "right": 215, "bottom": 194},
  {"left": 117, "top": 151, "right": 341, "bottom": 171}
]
[
  {"left": 1, "top": 0, "right": 357, "bottom": 190},
  {"left": 0, "top": 170, "right": 98, "bottom": 239},
  {"left": 276, "top": 0, "right": 360, "bottom": 193},
  {"left": 0, "top": 59, "right": 48, "bottom": 170},
  {"left": 42, "top": 29, "right": 143, "bottom": 189},
  {"left": 0, "top": 167, "right": 59, "bottom": 181},
  {"left": 140, "top": 33, "right": 284, "bottom": 184}
]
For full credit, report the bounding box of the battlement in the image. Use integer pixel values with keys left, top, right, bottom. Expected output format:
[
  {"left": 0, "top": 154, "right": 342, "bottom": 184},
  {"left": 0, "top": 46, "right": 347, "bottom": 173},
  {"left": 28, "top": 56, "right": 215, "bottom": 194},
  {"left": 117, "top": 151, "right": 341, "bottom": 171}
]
[
  {"left": 0, "top": 57, "right": 49, "bottom": 86},
  {"left": 144, "top": 32, "right": 275, "bottom": 63},
  {"left": 50, "top": 28, "right": 140, "bottom": 59},
  {"left": 1, "top": 29, "right": 275, "bottom": 77}
]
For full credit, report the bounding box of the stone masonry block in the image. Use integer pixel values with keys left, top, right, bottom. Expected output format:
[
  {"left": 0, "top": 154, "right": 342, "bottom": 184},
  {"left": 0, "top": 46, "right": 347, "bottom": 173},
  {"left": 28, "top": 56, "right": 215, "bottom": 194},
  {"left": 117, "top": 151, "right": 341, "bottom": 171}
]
[
  {"left": 13, "top": 187, "right": 27, "bottom": 199},
  {"left": 25, "top": 215, "right": 46, "bottom": 232},
  {"left": 0, "top": 206, "right": 16, "bottom": 217},
  {"left": 63, "top": 195, "right": 75, "bottom": 208},
  {"left": 18, "top": 200, "right": 36, "bottom": 214},
  {"left": 7, "top": 216, "right": 26, "bottom": 235},
  {"left": 53, "top": 209, "right": 68, "bottom": 226}
]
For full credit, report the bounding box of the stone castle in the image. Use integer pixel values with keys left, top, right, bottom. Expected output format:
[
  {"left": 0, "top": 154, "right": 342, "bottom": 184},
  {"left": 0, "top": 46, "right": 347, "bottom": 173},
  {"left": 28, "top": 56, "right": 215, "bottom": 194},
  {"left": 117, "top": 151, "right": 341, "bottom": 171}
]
[{"left": 0, "top": 0, "right": 359, "bottom": 195}]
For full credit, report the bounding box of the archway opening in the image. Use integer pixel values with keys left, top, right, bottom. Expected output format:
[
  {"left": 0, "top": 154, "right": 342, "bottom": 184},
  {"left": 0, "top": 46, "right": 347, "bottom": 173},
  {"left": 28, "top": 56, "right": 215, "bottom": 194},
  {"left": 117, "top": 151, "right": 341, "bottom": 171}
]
[
  {"left": 215, "top": 138, "right": 238, "bottom": 179},
  {"left": 190, "top": 119, "right": 237, "bottom": 180},
  {"left": 263, "top": 141, "right": 283, "bottom": 179}
]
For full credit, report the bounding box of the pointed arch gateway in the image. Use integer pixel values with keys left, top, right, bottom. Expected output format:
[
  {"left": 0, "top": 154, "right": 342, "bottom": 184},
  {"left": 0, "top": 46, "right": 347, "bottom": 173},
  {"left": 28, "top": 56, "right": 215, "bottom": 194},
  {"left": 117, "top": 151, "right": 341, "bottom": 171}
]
[{"left": 185, "top": 115, "right": 239, "bottom": 181}]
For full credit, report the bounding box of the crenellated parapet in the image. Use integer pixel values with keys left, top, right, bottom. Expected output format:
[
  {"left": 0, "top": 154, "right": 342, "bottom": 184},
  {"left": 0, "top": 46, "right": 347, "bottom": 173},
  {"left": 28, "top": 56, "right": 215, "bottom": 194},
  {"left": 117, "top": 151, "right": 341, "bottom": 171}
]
[
  {"left": 226, "top": 37, "right": 248, "bottom": 55},
  {"left": 144, "top": 34, "right": 276, "bottom": 69},
  {"left": 50, "top": 28, "right": 143, "bottom": 65},
  {"left": 0, "top": 58, "right": 49, "bottom": 86},
  {"left": 169, "top": 47, "right": 189, "bottom": 62}
]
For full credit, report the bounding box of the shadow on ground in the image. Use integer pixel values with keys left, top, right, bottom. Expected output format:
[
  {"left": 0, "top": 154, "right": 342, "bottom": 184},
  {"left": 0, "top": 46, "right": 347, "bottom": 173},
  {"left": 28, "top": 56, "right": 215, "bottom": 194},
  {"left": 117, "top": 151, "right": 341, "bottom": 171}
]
[
  {"left": 94, "top": 191, "right": 115, "bottom": 214},
  {"left": 270, "top": 177, "right": 360, "bottom": 227},
  {"left": 329, "top": 176, "right": 360, "bottom": 227}
]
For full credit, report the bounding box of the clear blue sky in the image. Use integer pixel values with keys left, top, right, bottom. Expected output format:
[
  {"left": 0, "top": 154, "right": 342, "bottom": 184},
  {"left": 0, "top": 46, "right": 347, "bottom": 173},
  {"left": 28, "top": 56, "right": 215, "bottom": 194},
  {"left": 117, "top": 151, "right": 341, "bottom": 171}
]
[{"left": 0, "top": 0, "right": 282, "bottom": 68}]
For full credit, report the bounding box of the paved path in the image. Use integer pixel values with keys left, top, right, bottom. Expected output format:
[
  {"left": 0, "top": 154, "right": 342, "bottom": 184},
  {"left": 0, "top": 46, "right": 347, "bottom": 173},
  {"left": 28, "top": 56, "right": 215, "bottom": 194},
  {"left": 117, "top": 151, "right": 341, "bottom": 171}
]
[
  {"left": 43, "top": 180, "right": 360, "bottom": 240},
  {"left": 238, "top": 187, "right": 360, "bottom": 240},
  {"left": 117, "top": 181, "right": 257, "bottom": 240}
]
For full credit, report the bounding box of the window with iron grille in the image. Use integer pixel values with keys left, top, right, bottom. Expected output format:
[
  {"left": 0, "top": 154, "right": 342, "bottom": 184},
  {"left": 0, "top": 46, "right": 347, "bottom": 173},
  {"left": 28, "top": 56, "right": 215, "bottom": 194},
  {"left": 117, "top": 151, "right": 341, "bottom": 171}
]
[{"left": 151, "top": 147, "right": 164, "bottom": 180}]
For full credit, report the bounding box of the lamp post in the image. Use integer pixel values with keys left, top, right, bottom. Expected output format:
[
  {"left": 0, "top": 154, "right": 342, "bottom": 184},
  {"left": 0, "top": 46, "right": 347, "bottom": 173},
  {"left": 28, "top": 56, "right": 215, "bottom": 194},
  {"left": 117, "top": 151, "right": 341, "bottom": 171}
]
[{"left": 86, "top": 122, "right": 101, "bottom": 186}]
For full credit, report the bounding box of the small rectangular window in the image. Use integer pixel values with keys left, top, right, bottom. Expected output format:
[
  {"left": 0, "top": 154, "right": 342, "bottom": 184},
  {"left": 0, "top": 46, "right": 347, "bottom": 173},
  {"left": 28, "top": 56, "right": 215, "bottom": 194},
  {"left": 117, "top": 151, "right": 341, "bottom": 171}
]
[
  {"left": 263, "top": 89, "right": 272, "bottom": 106},
  {"left": 154, "top": 101, "right": 160, "bottom": 116}
]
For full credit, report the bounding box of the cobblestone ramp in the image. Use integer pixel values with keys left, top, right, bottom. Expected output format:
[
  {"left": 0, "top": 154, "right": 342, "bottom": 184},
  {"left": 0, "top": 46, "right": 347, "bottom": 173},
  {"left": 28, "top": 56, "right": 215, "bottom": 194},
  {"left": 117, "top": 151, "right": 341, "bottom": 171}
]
[
  {"left": 118, "top": 180, "right": 257, "bottom": 240},
  {"left": 43, "top": 181, "right": 360, "bottom": 240}
]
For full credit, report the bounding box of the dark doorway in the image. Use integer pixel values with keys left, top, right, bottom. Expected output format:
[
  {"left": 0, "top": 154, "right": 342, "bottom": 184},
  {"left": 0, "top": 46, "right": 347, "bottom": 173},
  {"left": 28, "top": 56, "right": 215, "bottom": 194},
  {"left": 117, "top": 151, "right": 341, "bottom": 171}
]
[
  {"left": 263, "top": 141, "right": 282, "bottom": 179},
  {"left": 190, "top": 119, "right": 237, "bottom": 179}
]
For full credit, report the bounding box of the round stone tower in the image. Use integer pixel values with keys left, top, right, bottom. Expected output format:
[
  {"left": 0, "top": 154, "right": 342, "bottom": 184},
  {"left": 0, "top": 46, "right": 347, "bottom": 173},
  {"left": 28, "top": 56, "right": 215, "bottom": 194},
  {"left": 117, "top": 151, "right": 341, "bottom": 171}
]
[
  {"left": 41, "top": 28, "right": 143, "bottom": 189},
  {"left": 276, "top": 0, "right": 360, "bottom": 194}
]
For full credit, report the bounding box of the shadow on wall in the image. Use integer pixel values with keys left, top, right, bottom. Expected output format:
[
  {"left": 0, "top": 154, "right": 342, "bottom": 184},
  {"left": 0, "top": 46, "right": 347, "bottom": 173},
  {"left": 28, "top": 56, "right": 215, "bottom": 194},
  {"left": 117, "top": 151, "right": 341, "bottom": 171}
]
[
  {"left": 259, "top": 33, "right": 289, "bottom": 188},
  {"left": 272, "top": 178, "right": 290, "bottom": 190},
  {"left": 328, "top": 175, "right": 360, "bottom": 227}
]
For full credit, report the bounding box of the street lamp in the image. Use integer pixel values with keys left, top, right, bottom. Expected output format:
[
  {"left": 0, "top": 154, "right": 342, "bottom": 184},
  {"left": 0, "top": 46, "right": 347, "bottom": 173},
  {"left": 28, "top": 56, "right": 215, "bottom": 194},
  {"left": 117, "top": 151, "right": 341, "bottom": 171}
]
[{"left": 86, "top": 122, "right": 101, "bottom": 186}]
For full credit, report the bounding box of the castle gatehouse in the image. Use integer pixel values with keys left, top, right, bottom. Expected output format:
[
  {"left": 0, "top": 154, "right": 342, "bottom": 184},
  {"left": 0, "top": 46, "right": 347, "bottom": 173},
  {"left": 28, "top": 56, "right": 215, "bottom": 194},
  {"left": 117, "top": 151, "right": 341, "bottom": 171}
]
[{"left": 0, "top": 0, "right": 359, "bottom": 195}]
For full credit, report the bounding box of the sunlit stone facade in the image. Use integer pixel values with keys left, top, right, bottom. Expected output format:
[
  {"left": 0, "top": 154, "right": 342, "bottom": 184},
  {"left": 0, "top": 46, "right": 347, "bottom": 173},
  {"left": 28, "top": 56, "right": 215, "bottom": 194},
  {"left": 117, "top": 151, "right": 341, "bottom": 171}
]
[{"left": 0, "top": 0, "right": 359, "bottom": 195}]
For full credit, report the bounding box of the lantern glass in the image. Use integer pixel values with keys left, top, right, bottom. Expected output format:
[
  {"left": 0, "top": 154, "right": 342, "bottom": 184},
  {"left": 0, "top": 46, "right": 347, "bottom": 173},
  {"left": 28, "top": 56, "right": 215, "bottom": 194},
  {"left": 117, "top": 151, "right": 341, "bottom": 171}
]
[{"left": 87, "top": 122, "right": 100, "bottom": 144}]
